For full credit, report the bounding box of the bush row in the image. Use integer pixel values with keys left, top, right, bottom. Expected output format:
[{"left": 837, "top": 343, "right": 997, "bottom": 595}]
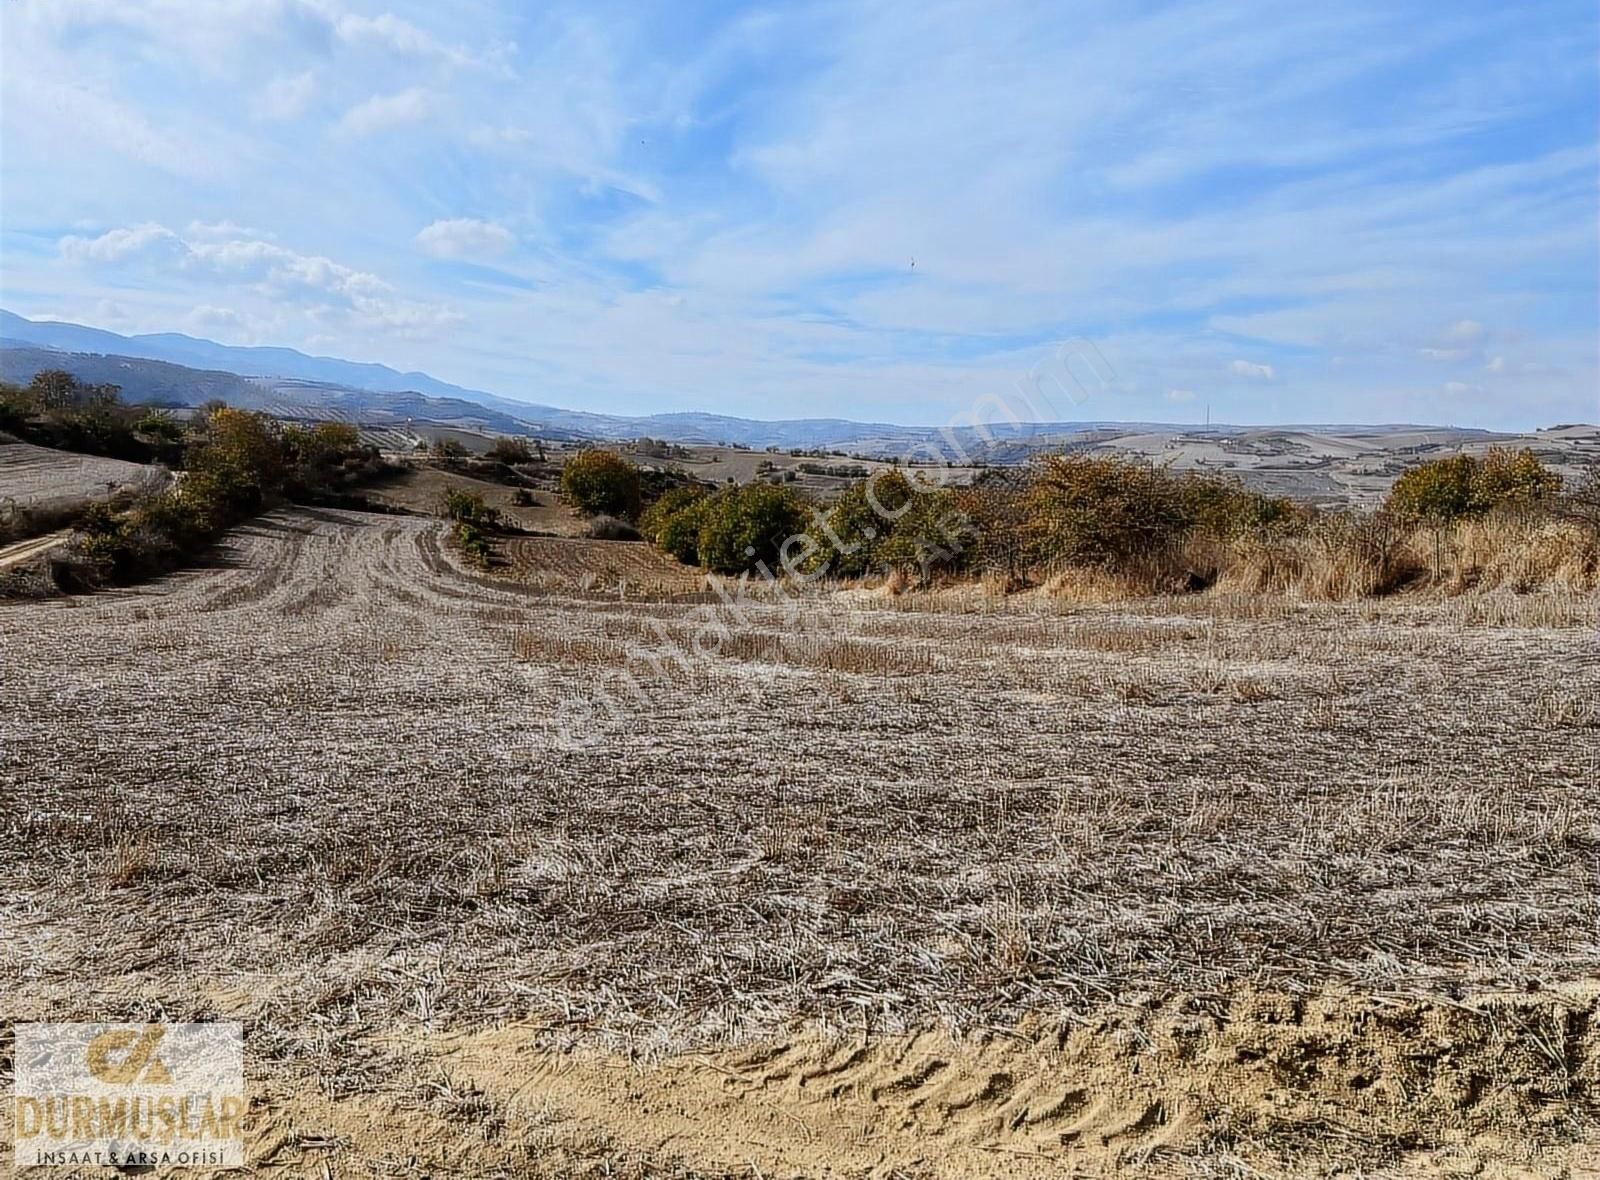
[{"left": 626, "top": 445, "right": 1594, "bottom": 596}]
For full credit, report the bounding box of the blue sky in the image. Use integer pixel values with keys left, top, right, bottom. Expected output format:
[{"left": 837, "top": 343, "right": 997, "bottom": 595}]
[{"left": 0, "top": 0, "right": 1595, "bottom": 428}]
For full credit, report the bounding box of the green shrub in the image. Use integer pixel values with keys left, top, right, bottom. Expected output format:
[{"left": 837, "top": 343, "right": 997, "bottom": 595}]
[
  {"left": 1385, "top": 448, "right": 1560, "bottom": 526},
  {"left": 640, "top": 486, "right": 709, "bottom": 563},
  {"left": 1474, "top": 446, "right": 1562, "bottom": 509},
  {"left": 875, "top": 487, "right": 973, "bottom": 576},
  {"left": 1385, "top": 454, "right": 1482, "bottom": 525},
  {"left": 804, "top": 471, "right": 915, "bottom": 577},
  {"left": 440, "top": 488, "right": 501, "bottom": 529},
  {"left": 561, "top": 450, "right": 642, "bottom": 519},
  {"left": 695, "top": 483, "right": 809, "bottom": 574},
  {"left": 454, "top": 522, "right": 493, "bottom": 566}
]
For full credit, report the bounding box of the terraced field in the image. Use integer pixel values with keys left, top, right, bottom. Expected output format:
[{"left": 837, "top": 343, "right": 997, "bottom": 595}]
[{"left": 1, "top": 507, "right": 1596, "bottom": 1177}]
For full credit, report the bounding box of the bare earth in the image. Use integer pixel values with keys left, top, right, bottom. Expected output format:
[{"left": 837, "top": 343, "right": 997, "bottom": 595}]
[{"left": 1, "top": 508, "right": 1596, "bottom": 1177}]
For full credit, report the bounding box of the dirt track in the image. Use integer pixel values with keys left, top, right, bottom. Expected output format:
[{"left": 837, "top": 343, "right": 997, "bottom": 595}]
[
  {"left": 0, "top": 528, "right": 68, "bottom": 571},
  {"left": 1, "top": 507, "right": 1596, "bottom": 1176}
]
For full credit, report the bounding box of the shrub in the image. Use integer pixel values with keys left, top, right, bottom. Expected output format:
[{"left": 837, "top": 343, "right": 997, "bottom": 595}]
[
  {"left": 512, "top": 488, "right": 535, "bottom": 507},
  {"left": 133, "top": 412, "right": 184, "bottom": 444},
  {"left": 1474, "top": 446, "right": 1562, "bottom": 510},
  {"left": 640, "top": 486, "right": 709, "bottom": 564},
  {"left": 189, "top": 407, "right": 284, "bottom": 512},
  {"left": 695, "top": 483, "right": 809, "bottom": 574},
  {"left": 561, "top": 450, "right": 642, "bottom": 519},
  {"left": 586, "top": 514, "right": 643, "bottom": 541},
  {"left": 440, "top": 488, "right": 500, "bottom": 529},
  {"left": 1386, "top": 454, "right": 1482, "bottom": 525},
  {"left": 1559, "top": 466, "right": 1600, "bottom": 544},
  {"left": 1386, "top": 449, "right": 1560, "bottom": 526},
  {"left": 488, "top": 437, "right": 535, "bottom": 464},
  {"left": 1021, "top": 454, "right": 1192, "bottom": 567},
  {"left": 0, "top": 380, "right": 39, "bottom": 429},
  {"left": 875, "top": 487, "right": 973, "bottom": 577},
  {"left": 431, "top": 438, "right": 469, "bottom": 458},
  {"left": 1182, "top": 476, "right": 1302, "bottom": 540},
  {"left": 454, "top": 522, "right": 493, "bottom": 566},
  {"left": 804, "top": 471, "right": 915, "bottom": 577},
  {"left": 282, "top": 422, "right": 375, "bottom": 498}
]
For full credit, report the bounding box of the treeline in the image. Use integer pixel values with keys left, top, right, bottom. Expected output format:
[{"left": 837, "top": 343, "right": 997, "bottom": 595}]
[
  {"left": 558, "top": 443, "right": 1598, "bottom": 599},
  {"left": 2, "top": 372, "right": 391, "bottom": 588},
  {"left": 1, "top": 370, "right": 188, "bottom": 466}
]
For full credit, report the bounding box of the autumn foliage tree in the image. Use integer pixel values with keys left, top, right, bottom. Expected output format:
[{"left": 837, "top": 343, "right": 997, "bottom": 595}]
[{"left": 560, "top": 449, "right": 642, "bottom": 519}]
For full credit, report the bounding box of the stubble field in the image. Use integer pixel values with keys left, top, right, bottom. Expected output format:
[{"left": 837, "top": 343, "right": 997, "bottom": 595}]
[{"left": 1, "top": 507, "right": 1596, "bottom": 1178}]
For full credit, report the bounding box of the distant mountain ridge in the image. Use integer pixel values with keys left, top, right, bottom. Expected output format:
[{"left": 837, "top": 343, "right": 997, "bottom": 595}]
[{"left": 1, "top": 309, "right": 1474, "bottom": 452}]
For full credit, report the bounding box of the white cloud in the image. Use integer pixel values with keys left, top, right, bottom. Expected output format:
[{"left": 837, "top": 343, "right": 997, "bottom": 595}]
[
  {"left": 187, "top": 219, "right": 267, "bottom": 241},
  {"left": 59, "top": 223, "right": 184, "bottom": 263},
  {"left": 1419, "top": 320, "right": 1490, "bottom": 363},
  {"left": 1229, "top": 360, "right": 1276, "bottom": 381},
  {"left": 255, "top": 71, "right": 316, "bottom": 122},
  {"left": 57, "top": 222, "right": 460, "bottom": 336},
  {"left": 336, "top": 88, "right": 431, "bottom": 137},
  {"left": 1166, "top": 388, "right": 1196, "bottom": 402},
  {"left": 332, "top": 12, "right": 475, "bottom": 68},
  {"left": 1486, "top": 355, "right": 1505, "bottom": 373},
  {"left": 416, "top": 218, "right": 516, "bottom": 261},
  {"left": 187, "top": 304, "right": 250, "bottom": 336}
]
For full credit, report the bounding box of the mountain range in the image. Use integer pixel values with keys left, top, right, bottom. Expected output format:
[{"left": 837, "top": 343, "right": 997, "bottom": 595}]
[{"left": 1, "top": 309, "right": 1458, "bottom": 453}]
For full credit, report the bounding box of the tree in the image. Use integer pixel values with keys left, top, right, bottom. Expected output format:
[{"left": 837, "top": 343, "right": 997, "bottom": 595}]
[
  {"left": 560, "top": 449, "right": 642, "bottom": 519},
  {"left": 1384, "top": 453, "right": 1492, "bottom": 577},
  {"left": 695, "top": 483, "right": 808, "bottom": 574},
  {"left": 189, "top": 408, "right": 284, "bottom": 511},
  {"left": 640, "top": 486, "right": 710, "bottom": 564},
  {"left": 804, "top": 471, "right": 914, "bottom": 577},
  {"left": 29, "top": 370, "right": 82, "bottom": 410},
  {"left": 876, "top": 488, "right": 973, "bottom": 577}
]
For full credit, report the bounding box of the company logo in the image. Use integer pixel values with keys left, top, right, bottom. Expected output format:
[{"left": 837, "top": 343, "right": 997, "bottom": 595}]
[
  {"left": 85, "top": 1026, "right": 173, "bottom": 1085},
  {"left": 12, "top": 1023, "right": 245, "bottom": 1169}
]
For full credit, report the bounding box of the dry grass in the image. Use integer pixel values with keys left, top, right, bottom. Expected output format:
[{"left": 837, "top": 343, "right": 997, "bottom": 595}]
[{"left": 0, "top": 507, "right": 1595, "bottom": 1176}]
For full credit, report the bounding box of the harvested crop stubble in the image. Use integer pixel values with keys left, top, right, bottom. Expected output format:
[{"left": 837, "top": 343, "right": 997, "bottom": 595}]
[{"left": 1, "top": 507, "right": 1596, "bottom": 1175}]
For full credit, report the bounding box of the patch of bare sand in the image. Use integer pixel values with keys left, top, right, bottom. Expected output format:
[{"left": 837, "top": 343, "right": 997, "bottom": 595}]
[{"left": 236, "top": 985, "right": 1599, "bottom": 1179}]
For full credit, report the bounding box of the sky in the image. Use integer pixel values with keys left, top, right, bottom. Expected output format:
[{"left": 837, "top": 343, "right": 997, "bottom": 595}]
[{"left": 0, "top": 0, "right": 1596, "bottom": 429}]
